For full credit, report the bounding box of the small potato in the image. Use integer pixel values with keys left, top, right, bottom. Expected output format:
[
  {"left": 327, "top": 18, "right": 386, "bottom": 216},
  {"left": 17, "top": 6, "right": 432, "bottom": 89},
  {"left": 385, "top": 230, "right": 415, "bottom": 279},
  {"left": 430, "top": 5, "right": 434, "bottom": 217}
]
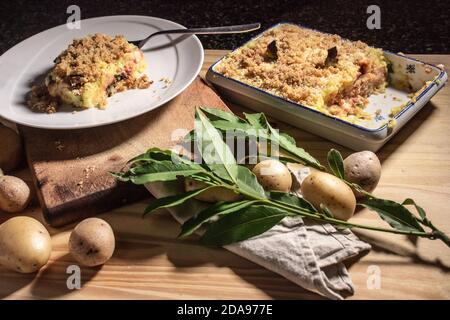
[
  {"left": 69, "top": 218, "right": 115, "bottom": 267},
  {"left": 344, "top": 151, "right": 381, "bottom": 196},
  {"left": 252, "top": 159, "right": 292, "bottom": 192},
  {"left": 0, "top": 124, "right": 22, "bottom": 173},
  {"left": 0, "top": 216, "right": 52, "bottom": 273},
  {"left": 0, "top": 175, "right": 31, "bottom": 213},
  {"left": 184, "top": 178, "right": 242, "bottom": 203},
  {"left": 301, "top": 172, "right": 356, "bottom": 221},
  {"left": 286, "top": 162, "right": 318, "bottom": 193}
]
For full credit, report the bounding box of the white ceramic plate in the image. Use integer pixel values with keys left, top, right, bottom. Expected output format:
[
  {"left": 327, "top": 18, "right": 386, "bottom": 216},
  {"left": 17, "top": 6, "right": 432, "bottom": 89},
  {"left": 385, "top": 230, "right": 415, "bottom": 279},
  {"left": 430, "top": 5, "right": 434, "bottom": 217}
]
[{"left": 0, "top": 15, "right": 204, "bottom": 129}]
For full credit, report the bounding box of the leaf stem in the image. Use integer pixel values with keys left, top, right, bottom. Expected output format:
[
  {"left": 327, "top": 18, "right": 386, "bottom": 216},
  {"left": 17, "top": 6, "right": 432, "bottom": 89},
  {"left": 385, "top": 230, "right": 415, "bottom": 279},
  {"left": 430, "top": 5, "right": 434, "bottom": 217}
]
[
  {"left": 217, "top": 181, "right": 438, "bottom": 240},
  {"left": 267, "top": 200, "right": 436, "bottom": 239},
  {"left": 418, "top": 218, "right": 450, "bottom": 246}
]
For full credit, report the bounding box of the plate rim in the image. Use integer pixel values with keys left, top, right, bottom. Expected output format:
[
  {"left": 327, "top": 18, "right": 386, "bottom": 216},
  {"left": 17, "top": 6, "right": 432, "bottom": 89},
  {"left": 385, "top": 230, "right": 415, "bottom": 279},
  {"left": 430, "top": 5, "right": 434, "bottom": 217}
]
[{"left": 0, "top": 15, "right": 204, "bottom": 130}]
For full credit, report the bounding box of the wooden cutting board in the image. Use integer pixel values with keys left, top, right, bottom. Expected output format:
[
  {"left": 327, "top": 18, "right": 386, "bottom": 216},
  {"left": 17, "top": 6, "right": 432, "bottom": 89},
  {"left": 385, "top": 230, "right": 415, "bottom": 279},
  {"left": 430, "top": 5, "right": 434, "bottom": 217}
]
[{"left": 18, "top": 77, "right": 229, "bottom": 227}]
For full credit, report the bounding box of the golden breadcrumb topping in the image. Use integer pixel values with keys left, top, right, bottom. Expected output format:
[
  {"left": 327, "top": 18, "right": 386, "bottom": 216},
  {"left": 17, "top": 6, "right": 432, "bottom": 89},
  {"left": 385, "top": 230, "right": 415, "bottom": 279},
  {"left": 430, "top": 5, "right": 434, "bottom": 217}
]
[
  {"left": 27, "top": 33, "right": 151, "bottom": 113},
  {"left": 53, "top": 33, "right": 134, "bottom": 85},
  {"left": 215, "top": 24, "right": 388, "bottom": 119}
]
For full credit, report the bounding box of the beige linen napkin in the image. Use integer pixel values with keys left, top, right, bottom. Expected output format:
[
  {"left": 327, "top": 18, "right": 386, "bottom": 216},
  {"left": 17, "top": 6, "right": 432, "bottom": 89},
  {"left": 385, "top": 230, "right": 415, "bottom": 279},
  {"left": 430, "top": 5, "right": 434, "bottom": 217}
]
[{"left": 145, "top": 166, "right": 370, "bottom": 300}]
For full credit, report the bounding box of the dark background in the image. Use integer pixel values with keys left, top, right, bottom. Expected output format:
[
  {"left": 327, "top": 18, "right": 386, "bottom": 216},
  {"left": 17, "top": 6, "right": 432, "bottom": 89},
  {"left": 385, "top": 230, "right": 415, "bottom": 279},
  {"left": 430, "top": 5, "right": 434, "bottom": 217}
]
[{"left": 0, "top": 0, "right": 449, "bottom": 55}]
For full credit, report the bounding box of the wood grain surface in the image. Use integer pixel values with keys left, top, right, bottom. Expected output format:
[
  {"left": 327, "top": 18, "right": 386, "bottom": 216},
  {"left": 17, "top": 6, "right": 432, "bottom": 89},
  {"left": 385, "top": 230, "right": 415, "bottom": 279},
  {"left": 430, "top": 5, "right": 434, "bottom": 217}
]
[
  {"left": 19, "top": 77, "right": 229, "bottom": 227},
  {"left": 0, "top": 51, "right": 449, "bottom": 299}
]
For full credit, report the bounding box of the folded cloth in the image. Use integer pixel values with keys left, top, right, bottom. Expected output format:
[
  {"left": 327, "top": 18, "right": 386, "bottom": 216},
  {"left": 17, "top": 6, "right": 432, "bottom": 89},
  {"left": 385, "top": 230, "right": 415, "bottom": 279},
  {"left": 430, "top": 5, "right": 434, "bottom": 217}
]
[{"left": 146, "top": 179, "right": 371, "bottom": 300}]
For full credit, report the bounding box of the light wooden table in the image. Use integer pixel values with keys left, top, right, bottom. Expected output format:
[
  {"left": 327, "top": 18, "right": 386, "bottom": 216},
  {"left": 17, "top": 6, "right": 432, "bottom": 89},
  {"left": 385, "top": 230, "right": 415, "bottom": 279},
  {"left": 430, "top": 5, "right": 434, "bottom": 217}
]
[{"left": 1, "top": 51, "right": 449, "bottom": 300}]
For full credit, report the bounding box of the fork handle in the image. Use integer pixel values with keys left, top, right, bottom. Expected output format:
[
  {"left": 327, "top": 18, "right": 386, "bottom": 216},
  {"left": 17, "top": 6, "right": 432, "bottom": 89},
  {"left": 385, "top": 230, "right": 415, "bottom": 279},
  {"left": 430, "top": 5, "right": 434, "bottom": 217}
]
[{"left": 138, "top": 23, "right": 261, "bottom": 48}]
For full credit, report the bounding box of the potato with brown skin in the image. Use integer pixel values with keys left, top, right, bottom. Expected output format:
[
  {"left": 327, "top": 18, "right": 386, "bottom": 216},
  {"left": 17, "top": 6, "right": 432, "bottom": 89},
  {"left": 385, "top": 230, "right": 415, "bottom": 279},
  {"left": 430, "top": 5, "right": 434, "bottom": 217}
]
[
  {"left": 0, "top": 175, "right": 31, "bottom": 213},
  {"left": 184, "top": 178, "right": 242, "bottom": 203},
  {"left": 344, "top": 151, "right": 381, "bottom": 197},
  {"left": 69, "top": 218, "right": 115, "bottom": 267},
  {"left": 301, "top": 171, "right": 356, "bottom": 221},
  {"left": 252, "top": 159, "right": 292, "bottom": 192},
  {"left": 0, "top": 124, "right": 22, "bottom": 173},
  {"left": 0, "top": 216, "right": 52, "bottom": 273}
]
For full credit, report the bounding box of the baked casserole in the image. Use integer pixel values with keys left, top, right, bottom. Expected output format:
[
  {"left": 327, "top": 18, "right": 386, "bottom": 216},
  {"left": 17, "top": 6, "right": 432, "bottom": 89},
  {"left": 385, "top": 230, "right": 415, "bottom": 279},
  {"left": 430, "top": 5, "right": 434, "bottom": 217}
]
[
  {"left": 214, "top": 24, "right": 388, "bottom": 120},
  {"left": 28, "top": 34, "right": 152, "bottom": 113}
]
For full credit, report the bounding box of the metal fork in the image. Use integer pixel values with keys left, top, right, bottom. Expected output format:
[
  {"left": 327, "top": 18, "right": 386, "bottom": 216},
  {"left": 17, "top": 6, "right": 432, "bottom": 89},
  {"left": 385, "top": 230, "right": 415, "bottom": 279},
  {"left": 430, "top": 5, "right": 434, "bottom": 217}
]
[{"left": 129, "top": 23, "right": 261, "bottom": 49}]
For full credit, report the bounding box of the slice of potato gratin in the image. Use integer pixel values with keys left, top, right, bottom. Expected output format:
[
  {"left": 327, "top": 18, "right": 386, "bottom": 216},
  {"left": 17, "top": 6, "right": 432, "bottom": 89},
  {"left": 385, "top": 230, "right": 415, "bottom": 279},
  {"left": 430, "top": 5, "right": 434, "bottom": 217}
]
[{"left": 28, "top": 34, "right": 152, "bottom": 113}]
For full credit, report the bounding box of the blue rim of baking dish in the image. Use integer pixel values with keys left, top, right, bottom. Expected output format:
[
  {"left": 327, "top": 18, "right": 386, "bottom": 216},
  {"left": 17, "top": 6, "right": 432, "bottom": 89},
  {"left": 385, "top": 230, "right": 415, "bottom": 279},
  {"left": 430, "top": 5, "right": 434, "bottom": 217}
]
[{"left": 207, "top": 22, "right": 448, "bottom": 133}]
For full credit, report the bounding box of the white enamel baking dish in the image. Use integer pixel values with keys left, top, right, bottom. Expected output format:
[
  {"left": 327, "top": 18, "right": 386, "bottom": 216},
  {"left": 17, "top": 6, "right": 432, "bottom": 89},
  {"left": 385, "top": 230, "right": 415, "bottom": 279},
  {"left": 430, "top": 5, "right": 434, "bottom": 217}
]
[{"left": 206, "top": 23, "right": 447, "bottom": 152}]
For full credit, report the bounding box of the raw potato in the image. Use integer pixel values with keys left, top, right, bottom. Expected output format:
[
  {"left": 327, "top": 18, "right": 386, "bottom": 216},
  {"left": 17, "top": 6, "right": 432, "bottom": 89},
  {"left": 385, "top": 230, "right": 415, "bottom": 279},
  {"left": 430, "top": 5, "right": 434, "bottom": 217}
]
[
  {"left": 184, "top": 178, "right": 242, "bottom": 203},
  {"left": 0, "top": 124, "right": 22, "bottom": 173},
  {"left": 0, "top": 216, "right": 52, "bottom": 273},
  {"left": 69, "top": 218, "right": 115, "bottom": 267},
  {"left": 286, "top": 163, "right": 318, "bottom": 194},
  {"left": 252, "top": 159, "right": 292, "bottom": 192},
  {"left": 0, "top": 175, "right": 31, "bottom": 213},
  {"left": 344, "top": 151, "right": 381, "bottom": 196},
  {"left": 301, "top": 171, "right": 356, "bottom": 221}
]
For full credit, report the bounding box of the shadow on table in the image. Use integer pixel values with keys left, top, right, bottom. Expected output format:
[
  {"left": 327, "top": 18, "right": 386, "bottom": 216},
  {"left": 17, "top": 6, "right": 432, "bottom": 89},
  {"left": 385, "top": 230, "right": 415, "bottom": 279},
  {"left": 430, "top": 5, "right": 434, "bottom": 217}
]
[
  {"left": 229, "top": 267, "right": 325, "bottom": 300},
  {"left": 352, "top": 231, "right": 450, "bottom": 273},
  {"left": 376, "top": 101, "right": 436, "bottom": 164},
  {"left": 348, "top": 102, "right": 449, "bottom": 271},
  {"left": 30, "top": 253, "right": 102, "bottom": 299},
  {"left": 0, "top": 253, "right": 101, "bottom": 299},
  {"left": 165, "top": 243, "right": 326, "bottom": 299},
  {"left": 114, "top": 236, "right": 325, "bottom": 299},
  {"left": 0, "top": 268, "right": 35, "bottom": 299}
]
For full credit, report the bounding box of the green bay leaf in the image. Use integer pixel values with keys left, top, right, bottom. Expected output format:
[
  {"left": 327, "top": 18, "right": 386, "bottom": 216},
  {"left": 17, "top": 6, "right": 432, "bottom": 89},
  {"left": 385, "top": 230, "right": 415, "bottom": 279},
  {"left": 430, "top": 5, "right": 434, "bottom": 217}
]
[
  {"left": 247, "top": 112, "right": 324, "bottom": 170},
  {"left": 195, "top": 108, "right": 238, "bottom": 183},
  {"left": 199, "top": 107, "right": 244, "bottom": 123},
  {"left": 359, "top": 197, "right": 425, "bottom": 232},
  {"left": 235, "top": 165, "right": 267, "bottom": 199},
  {"left": 200, "top": 205, "right": 287, "bottom": 246},
  {"left": 143, "top": 186, "right": 215, "bottom": 216},
  {"left": 243, "top": 112, "right": 267, "bottom": 129},
  {"left": 268, "top": 191, "right": 316, "bottom": 212},
  {"left": 129, "top": 147, "right": 193, "bottom": 165},
  {"left": 269, "top": 127, "right": 324, "bottom": 170},
  {"left": 128, "top": 162, "right": 204, "bottom": 184},
  {"left": 402, "top": 198, "right": 427, "bottom": 220},
  {"left": 179, "top": 200, "right": 258, "bottom": 238},
  {"left": 327, "top": 149, "right": 345, "bottom": 179}
]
